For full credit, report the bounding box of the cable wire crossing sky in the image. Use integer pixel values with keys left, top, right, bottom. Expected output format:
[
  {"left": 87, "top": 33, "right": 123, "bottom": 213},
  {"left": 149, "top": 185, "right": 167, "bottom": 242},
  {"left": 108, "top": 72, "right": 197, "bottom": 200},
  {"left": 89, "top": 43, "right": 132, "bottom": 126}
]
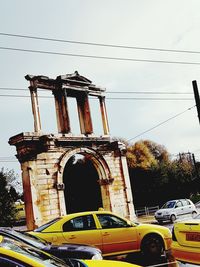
[{"left": 0, "top": 0, "right": 200, "bottom": 175}]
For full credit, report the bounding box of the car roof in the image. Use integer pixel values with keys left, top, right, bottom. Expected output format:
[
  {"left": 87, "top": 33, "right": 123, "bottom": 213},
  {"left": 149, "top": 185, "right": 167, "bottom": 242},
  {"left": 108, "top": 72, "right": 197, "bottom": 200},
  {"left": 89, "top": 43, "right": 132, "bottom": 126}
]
[
  {"left": 59, "top": 210, "right": 115, "bottom": 218},
  {"left": 167, "top": 198, "right": 190, "bottom": 202}
]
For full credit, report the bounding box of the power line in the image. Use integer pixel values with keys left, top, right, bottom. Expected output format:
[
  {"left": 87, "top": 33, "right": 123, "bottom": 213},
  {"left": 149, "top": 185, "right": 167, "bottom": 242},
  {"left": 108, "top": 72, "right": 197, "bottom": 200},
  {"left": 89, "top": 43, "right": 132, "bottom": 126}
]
[
  {"left": 1, "top": 32, "right": 200, "bottom": 55},
  {"left": 0, "top": 156, "right": 18, "bottom": 163},
  {"left": 0, "top": 94, "right": 30, "bottom": 98},
  {"left": 0, "top": 94, "right": 194, "bottom": 100},
  {"left": 0, "top": 88, "right": 26, "bottom": 91},
  {"left": 0, "top": 157, "right": 16, "bottom": 160},
  {"left": 128, "top": 105, "right": 196, "bottom": 142},
  {"left": 1, "top": 46, "right": 200, "bottom": 66},
  {"left": 105, "top": 97, "right": 194, "bottom": 100},
  {"left": 0, "top": 87, "right": 193, "bottom": 94},
  {"left": 106, "top": 91, "right": 193, "bottom": 95},
  {"left": 0, "top": 161, "right": 18, "bottom": 163},
  {"left": 110, "top": 98, "right": 193, "bottom": 100}
]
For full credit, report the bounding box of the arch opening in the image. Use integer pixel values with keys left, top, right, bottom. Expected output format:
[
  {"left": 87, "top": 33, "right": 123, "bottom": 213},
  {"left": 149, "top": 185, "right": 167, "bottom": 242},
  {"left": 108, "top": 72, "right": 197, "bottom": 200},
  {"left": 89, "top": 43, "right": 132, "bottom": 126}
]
[{"left": 63, "top": 153, "right": 103, "bottom": 213}]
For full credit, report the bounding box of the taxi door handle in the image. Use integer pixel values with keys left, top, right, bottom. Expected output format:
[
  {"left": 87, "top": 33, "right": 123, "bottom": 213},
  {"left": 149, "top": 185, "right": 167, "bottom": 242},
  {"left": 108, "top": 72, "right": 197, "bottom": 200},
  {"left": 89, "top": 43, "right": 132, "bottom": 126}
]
[
  {"left": 69, "top": 235, "right": 76, "bottom": 239},
  {"left": 103, "top": 232, "right": 110, "bottom": 236}
]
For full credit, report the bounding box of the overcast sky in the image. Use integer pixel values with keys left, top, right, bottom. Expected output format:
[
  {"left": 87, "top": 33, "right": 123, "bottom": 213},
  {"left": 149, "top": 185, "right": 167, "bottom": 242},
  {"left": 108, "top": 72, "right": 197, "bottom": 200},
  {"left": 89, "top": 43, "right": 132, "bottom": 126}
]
[{"left": 0, "top": 0, "right": 200, "bottom": 176}]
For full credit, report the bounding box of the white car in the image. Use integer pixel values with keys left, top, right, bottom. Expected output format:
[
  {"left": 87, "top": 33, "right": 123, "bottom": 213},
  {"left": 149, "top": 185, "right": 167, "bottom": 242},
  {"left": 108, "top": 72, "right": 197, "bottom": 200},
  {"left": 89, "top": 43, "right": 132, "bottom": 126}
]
[{"left": 154, "top": 199, "right": 198, "bottom": 223}]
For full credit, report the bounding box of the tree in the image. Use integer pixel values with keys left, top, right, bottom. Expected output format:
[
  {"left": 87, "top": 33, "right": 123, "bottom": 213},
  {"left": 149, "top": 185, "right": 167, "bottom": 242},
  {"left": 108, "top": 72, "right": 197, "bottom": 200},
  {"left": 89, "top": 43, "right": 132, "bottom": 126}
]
[
  {"left": 149, "top": 158, "right": 197, "bottom": 205},
  {"left": 126, "top": 140, "right": 157, "bottom": 169},
  {"left": 143, "top": 140, "right": 170, "bottom": 163},
  {"left": 126, "top": 140, "right": 198, "bottom": 207},
  {"left": 0, "top": 168, "right": 18, "bottom": 226},
  {"left": 3, "top": 168, "right": 22, "bottom": 194}
]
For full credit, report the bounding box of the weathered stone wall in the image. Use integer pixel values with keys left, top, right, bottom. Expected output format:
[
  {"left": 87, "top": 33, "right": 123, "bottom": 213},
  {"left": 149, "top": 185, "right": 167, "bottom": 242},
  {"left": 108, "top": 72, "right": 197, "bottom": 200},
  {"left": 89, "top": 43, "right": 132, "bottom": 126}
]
[
  {"left": 10, "top": 133, "right": 136, "bottom": 230},
  {"left": 21, "top": 151, "right": 63, "bottom": 228}
]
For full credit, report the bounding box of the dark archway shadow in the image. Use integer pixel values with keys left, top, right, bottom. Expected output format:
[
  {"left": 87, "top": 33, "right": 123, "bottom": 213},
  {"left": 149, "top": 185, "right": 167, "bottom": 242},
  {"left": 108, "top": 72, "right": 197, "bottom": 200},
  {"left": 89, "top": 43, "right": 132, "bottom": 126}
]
[{"left": 63, "top": 154, "right": 103, "bottom": 213}]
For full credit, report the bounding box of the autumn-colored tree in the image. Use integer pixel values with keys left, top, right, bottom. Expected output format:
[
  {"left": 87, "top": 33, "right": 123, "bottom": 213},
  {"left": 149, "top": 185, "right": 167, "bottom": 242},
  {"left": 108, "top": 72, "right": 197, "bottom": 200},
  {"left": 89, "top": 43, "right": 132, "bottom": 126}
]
[
  {"left": 143, "top": 140, "right": 170, "bottom": 163},
  {"left": 126, "top": 140, "right": 157, "bottom": 169},
  {"left": 125, "top": 140, "right": 198, "bottom": 207}
]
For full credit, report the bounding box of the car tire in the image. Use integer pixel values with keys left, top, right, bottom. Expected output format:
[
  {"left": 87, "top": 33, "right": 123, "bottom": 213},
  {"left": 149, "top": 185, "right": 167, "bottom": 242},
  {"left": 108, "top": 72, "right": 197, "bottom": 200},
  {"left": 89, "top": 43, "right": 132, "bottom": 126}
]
[
  {"left": 192, "top": 211, "right": 197, "bottom": 218},
  {"left": 141, "top": 234, "right": 164, "bottom": 258},
  {"left": 170, "top": 214, "right": 176, "bottom": 223}
]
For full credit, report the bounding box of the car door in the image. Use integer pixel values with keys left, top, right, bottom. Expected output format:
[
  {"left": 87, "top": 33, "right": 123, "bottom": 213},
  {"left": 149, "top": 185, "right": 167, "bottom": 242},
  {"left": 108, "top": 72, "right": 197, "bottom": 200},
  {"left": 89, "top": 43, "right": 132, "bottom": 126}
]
[
  {"left": 175, "top": 200, "right": 184, "bottom": 216},
  {"left": 181, "top": 199, "right": 192, "bottom": 215},
  {"left": 61, "top": 214, "right": 103, "bottom": 251},
  {"left": 95, "top": 213, "right": 138, "bottom": 255}
]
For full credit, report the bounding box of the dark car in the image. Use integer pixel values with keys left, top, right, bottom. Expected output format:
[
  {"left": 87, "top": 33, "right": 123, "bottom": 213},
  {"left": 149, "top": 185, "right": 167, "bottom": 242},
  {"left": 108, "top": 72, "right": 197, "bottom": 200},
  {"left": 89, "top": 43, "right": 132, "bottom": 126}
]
[{"left": 0, "top": 228, "right": 102, "bottom": 261}]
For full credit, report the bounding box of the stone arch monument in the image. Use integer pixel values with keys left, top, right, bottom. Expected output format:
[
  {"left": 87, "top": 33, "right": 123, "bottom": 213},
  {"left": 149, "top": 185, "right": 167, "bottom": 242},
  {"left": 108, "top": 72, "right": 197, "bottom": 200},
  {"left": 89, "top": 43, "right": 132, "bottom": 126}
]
[{"left": 9, "top": 71, "right": 136, "bottom": 230}]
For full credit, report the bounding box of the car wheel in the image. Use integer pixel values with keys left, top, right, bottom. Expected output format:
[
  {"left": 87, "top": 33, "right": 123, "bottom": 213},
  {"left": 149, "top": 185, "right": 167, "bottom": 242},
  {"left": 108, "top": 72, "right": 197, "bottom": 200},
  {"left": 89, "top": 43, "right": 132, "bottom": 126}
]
[
  {"left": 170, "top": 214, "right": 176, "bottom": 223},
  {"left": 192, "top": 211, "right": 197, "bottom": 218},
  {"left": 141, "top": 234, "right": 164, "bottom": 258}
]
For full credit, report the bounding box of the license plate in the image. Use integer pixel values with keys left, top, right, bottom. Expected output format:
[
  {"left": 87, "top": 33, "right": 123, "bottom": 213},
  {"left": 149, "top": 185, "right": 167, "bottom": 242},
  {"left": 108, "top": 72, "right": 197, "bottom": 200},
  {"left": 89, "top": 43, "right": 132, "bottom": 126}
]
[{"left": 186, "top": 233, "right": 200, "bottom": 241}]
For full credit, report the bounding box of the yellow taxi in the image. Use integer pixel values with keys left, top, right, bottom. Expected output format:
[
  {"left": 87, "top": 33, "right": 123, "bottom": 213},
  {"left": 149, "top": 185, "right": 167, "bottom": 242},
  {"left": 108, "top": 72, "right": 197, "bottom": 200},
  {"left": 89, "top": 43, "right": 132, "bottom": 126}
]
[
  {"left": 0, "top": 235, "right": 140, "bottom": 267},
  {"left": 0, "top": 235, "right": 67, "bottom": 267},
  {"left": 172, "top": 213, "right": 200, "bottom": 264},
  {"left": 29, "top": 210, "right": 172, "bottom": 258}
]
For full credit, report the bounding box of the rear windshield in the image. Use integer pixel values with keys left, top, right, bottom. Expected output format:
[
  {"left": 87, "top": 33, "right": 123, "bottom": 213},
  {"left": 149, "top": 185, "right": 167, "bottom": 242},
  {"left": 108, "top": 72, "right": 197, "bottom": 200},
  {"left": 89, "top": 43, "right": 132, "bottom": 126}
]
[{"left": 34, "top": 217, "right": 61, "bottom": 232}]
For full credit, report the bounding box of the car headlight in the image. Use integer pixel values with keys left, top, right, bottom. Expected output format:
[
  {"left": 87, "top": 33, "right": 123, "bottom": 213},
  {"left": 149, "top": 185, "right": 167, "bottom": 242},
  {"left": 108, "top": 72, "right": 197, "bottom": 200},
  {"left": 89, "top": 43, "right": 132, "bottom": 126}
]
[{"left": 91, "top": 253, "right": 103, "bottom": 260}]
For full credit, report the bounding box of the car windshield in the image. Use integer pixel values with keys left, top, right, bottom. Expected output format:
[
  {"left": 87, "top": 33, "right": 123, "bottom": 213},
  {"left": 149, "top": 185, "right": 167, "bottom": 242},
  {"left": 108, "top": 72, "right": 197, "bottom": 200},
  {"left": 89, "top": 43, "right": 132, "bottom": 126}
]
[
  {"left": 14, "top": 230, "right": 49, "bottom": 248},
  {"left": 162, "top": 200, "right": 176, "bottom": 209},
  {"left": 0, "top": 236, "right": 68, "bottom": 267}
]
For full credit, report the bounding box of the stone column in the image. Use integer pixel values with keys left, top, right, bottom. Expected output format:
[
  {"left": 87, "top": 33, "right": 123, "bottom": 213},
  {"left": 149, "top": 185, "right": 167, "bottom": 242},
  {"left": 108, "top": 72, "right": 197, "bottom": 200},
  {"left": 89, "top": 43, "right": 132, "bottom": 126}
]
[
  {"left": 29, "top": 82, "right": 41, "bottom": 132},
  {"left": 99, "top": 96, "right": 110, "bottom": 135},
  {"left": 53, "top": 89, "right": 71, "bottom": 134},
  {"left": 76, "top": 94, "right": 93, "bottom": 134}
]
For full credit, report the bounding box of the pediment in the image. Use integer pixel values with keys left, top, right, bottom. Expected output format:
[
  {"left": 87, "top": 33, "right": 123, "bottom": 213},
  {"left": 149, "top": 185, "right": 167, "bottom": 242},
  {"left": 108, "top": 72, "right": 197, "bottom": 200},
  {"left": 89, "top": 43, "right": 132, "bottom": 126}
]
[{"left": 57, "top": 71, "right": 92, "bottom": 85}]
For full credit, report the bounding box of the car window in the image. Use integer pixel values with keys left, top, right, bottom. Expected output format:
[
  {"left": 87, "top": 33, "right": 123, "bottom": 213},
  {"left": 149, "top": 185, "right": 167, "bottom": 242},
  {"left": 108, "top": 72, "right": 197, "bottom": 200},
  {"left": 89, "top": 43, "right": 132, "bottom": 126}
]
[
  {"left": 97, "top": 214, "right": 129, "bottom": 229},
  {"left": 34, "top": 217, "right": 61, "bottom": 232},
  {"left": 175, "top": 201, "right": 183, "bottom": 208},
  {"left": 63, "top": 215, "right": 96, "bottom": 232},
  {"left": 182, "top": 199, "right": 191, "bottom": 206}
]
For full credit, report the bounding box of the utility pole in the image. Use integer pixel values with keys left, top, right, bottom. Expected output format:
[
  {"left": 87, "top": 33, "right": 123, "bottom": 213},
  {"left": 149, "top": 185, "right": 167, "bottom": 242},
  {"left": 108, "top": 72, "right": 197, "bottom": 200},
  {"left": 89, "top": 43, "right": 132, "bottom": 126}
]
[
  {"left": 192, "top": 153, "right": 199, "bottom": 179},
  {"left": 192, "top": 80, "right": 200, "bottom": 124}
]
